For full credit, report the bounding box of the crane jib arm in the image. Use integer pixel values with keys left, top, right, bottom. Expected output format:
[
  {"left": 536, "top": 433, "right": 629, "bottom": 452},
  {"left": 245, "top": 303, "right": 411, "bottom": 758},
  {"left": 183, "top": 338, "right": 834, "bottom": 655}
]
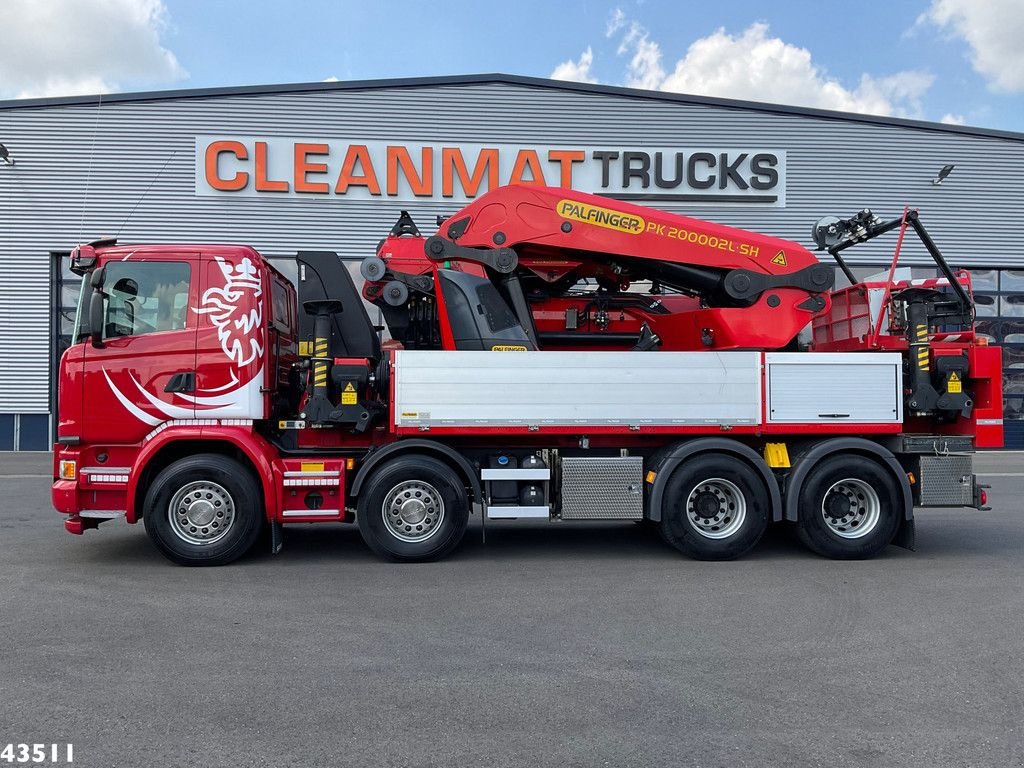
[{"left": 437, "top": 185, "right": 834, "bottom": 296}]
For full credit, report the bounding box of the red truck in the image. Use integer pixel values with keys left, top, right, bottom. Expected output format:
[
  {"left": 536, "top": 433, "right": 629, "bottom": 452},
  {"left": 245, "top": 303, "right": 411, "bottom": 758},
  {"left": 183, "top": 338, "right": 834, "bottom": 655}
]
[{"left": 51, "top": 186, "right": 1002, "bottom": 565}]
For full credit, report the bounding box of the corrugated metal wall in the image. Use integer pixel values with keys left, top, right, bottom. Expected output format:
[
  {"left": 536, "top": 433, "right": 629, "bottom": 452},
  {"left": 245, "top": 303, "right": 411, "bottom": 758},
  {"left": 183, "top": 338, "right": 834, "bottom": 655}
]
[{"left": 2, "top": 79, "right": 1023, "bottom": 417}]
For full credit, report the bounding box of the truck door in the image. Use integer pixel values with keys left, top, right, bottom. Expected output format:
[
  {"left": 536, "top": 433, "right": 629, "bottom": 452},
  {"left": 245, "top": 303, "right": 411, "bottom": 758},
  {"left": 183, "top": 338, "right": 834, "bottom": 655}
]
[
  {"left": 191, "top": 249, "right": 269, "bottom": 421},
  {"left": 82, "top": 255, "right": 198, "bottom": 445}
]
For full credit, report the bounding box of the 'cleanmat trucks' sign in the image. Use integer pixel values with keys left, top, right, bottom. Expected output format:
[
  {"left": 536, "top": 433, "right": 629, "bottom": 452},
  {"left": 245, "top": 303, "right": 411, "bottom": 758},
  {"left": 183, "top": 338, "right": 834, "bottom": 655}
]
[{"left": 196, "top": 136, "right": 786, "bottom": 206}]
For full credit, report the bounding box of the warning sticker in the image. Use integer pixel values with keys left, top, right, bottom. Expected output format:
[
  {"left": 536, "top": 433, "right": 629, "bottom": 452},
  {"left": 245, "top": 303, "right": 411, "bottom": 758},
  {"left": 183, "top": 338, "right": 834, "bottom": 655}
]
[
  {"left": 947, "top": 371, "right": 962, "bottom": 394},
  {"left": 341, "top": 381, "right": 357, "bottom": 405},
  {"left": 771, "top": 250, "right": 787, "bottom": 266}
]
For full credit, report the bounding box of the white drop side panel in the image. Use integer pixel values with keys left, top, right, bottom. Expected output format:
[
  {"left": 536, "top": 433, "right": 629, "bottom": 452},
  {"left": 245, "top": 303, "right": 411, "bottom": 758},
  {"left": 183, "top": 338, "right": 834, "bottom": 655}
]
[
  {"left": 765, "top": 353, "right": 902, "bottom": 423},
  {"left": 393, "top": 351, "right": 761, "bottom": 427}
]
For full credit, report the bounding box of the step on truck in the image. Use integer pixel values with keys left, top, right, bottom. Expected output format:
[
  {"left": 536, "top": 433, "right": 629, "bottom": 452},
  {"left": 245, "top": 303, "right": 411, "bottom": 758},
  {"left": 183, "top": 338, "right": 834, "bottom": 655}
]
[{"left": 51, "top": 185, "right": 1002, "bottom": 565}]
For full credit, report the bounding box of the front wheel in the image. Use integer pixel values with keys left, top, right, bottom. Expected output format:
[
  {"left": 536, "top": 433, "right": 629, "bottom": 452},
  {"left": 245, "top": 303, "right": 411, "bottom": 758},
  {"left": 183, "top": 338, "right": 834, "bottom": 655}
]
[
  {"left": 660, "top": 453, "right": 770, "bottom": 560},
  {"left": 143, "top": 454, "right": 265, "bottom": 566},
  {"left": 357, "top": 455, "right": 470, "bottom": 562},
  {"left": 795, "top": 454, "right": 901, "bottom": 559}
]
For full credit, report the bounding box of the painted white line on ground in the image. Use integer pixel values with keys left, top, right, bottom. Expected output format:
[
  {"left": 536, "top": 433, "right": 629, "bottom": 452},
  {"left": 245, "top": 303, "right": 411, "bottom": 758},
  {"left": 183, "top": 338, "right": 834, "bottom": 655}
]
[
  {"left": 0, "top": 474, "right": 51, "bottom": 479},
  {"left": 977, "top": 472, "right": 1024, "bottom": 477}
]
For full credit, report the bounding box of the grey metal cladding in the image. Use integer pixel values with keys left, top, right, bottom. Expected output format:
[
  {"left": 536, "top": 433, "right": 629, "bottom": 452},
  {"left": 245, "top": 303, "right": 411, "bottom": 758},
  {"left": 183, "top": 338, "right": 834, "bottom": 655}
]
[
  {"left": 1, "top": 79, "right": 1023, "bottom": 412},
  {"left": 560, "top": 456, "right": 644, "bottom": 520},
  {"left": 918, "top": 455, "right": 974, "bottom": 506}
]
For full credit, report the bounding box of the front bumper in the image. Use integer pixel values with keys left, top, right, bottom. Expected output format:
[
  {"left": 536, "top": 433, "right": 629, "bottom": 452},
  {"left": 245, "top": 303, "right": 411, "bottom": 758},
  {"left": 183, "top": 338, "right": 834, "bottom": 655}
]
[
  {"left": 52, "top": 479, "right": 80, "bottom": 514},
  {"left": 51, "top": 446, "right": 128, "bottom": 534}
]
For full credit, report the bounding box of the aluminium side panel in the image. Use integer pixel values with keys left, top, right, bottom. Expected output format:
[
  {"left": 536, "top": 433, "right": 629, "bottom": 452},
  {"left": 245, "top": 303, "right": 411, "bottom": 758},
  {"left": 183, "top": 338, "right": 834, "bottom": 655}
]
[
  {"left": 393, "top": 350, "right": 761, "bottom": 427},
  {"left": 765, "top": 352, "right": 903, "bottom": 424}
]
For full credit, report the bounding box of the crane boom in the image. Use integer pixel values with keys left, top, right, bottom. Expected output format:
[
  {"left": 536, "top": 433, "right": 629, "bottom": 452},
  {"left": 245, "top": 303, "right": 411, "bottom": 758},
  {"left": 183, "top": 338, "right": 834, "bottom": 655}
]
[{"left": 364, "top": 185, "right": 835, "bottom": 351}]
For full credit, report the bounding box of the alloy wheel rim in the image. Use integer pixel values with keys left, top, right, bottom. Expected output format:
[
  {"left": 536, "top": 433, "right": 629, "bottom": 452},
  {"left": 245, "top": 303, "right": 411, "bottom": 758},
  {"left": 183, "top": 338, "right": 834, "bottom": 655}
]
[
  {"left": 382, "top": 480, "right": 445, "bottom": 543},
  {"left": 821, "top": 478, "right": 881, "bottom": 539},
  {"left": 685, "top": 477, "right": 747, "bottom": 539},
  {"left": 168, "top": 480, "right": 235, "bottom": 545}
]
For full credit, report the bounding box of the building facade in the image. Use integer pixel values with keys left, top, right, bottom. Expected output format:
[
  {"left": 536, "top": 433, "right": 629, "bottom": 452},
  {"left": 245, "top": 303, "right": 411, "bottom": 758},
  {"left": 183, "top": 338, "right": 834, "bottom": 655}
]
[{"left": 1, "top": 74, "right": 1022, "bottom": 450}]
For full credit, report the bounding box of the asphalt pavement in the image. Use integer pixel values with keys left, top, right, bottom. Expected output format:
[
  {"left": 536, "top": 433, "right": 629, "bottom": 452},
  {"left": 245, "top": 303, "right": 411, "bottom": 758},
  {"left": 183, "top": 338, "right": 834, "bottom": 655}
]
[{"left": 1, "top": 452, "right": 1022, "bottom": 768}]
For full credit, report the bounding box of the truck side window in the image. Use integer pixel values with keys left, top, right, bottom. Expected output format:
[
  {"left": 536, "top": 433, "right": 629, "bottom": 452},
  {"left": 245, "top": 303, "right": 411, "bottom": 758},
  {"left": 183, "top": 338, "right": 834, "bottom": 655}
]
[
  {"left": 271, "top": 278, "right": 292, "bottom": 332},
  {"left": 103, "top": 261, "right": 191, "bottom": 339}
]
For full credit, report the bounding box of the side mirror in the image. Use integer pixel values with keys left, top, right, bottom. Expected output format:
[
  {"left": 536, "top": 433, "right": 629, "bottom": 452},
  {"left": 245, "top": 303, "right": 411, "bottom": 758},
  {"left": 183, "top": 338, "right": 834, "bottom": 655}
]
[
  {"left": 70, "top": 244, "right": 97, "bottom": 275},
  {"left": 89, "top": 266, "right": 105, "bottom": 348}
]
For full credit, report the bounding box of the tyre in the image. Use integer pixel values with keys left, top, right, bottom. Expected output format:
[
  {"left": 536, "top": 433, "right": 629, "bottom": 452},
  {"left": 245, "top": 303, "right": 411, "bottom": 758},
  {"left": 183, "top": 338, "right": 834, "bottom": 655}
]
[
  {"left": 357, "top": 455, "right": 470, "bottom": 562},
  {"left": 659, "top": 453, "right": 770, "bottom": 560},
  {"left": 143, "top": 454, "right": 265, "bottom": 566},
  {"left": 795, "top": 454, "right": 901, "bottom": 559}
]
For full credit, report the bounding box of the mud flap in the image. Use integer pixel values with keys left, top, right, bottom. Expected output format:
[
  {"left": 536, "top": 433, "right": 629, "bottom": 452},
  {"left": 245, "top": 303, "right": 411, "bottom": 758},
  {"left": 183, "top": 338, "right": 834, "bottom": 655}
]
[
  {"left": 270, "top": 520, "right": 283, "bottom": 555},
  {"left": 894, "top": 517, "right": 916, "bottom": 551}
]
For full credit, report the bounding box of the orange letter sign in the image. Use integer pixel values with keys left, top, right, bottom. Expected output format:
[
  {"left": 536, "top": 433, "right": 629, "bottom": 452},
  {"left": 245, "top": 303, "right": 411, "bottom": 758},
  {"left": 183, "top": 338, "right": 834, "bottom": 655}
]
[
  {"left": 294, "top": 143, "right": 330, "bottom": 194},
  {"left": 442, "top": 147, "right": 499, "bottom": 198},
  {"left": 547, "top": 149, "right": 585, "bottom": 187},
  {"left": 335, "top": 145, "right": 381, "bottom": 195},
  {"left": 255, "top": 141, "right": 289, "bottom": 192},
  {"left": 205, "top": 140, "right": 249, "bottom": 191},
  {"left": 509, "top": 149, "right": 547, "bottom": 186},
  {"left": 387, "top": 146, "right": 433, "bottom": 197}
]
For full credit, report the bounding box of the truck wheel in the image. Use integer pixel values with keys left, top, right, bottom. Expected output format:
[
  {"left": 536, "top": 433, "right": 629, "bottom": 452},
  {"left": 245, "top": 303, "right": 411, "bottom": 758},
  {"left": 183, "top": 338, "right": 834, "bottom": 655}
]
[
  {"left": 357, "top": 455, "right": 469, "bottom": 562},
  {"left": 795, "top": 454, "right": 901, "bottom": 559},
  {"left": 660, "top": 453, "right": 769, "bottom": 560},
  {"left": 143, "top": 454, "right": 264, "bottom": 566}
]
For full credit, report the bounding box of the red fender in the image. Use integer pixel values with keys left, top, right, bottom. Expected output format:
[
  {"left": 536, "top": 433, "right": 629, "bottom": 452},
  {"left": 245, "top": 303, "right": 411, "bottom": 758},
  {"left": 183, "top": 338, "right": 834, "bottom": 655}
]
[{"left": 126, "top": 424, "right": 280, "bottom": 523}]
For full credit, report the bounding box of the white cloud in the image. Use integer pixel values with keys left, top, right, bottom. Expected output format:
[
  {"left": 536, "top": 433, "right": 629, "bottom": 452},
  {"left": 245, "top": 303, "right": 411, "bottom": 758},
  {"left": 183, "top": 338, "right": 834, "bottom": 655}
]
[
  {"left": 923, "top": 0, "right": 1024, "bottom": 92},
  {"left": 606, "top": 8, "right": 627, "bottom": 37},
  {"left": 562, "top": 12, "right": 937, "bottom": 118},
  {"left": 941, "top": 113, "right": 966, "bottom": 125},
  {"left": 655, "top": 21, "right": 932, "bottom": 117},
  {"left": 617, "top": 20, "right": 665, "bottom": 90},
  {"left": 322, "top": 76, "right": 340, "bottom": 83},
  {"left": 0, "top": 0, "right": 186, "bottom": 99},
  {"left": 551, "top": 47, "right": 598, "bottom": 84}
]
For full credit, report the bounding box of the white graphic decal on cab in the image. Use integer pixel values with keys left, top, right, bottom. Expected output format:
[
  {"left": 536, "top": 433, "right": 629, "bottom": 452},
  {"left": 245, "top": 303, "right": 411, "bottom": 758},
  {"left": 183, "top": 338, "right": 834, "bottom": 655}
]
[{"left": 193, "top": 256, "right": 265, "bottom": 366}]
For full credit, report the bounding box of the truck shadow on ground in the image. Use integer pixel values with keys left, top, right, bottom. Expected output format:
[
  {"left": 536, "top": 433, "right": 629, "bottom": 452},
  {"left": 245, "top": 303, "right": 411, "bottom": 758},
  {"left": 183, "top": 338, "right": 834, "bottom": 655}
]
[
  {"left": 73, "top": 520, "right": 805, "bottom": 567},
  {"left": 249, "top": 520, "right": 858, "bottom": 564},
  {"left": 68, "top": 512, "right": 1021, "bottom": 568}
]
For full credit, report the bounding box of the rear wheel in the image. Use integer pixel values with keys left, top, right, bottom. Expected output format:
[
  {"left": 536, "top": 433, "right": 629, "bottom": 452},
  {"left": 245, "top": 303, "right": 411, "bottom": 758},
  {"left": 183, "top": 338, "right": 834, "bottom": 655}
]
[
  {"left": 357, "top": 455, "right": 470, "bottom": 562},
  {"left": 143, "top": 454, "right": 265, "bottom": 566},
  {"left": 795, "top": 454, "right": 901, "bottom": 559},
  {"left": 660, "top": 453, "right": 769, "bottom": 560}
]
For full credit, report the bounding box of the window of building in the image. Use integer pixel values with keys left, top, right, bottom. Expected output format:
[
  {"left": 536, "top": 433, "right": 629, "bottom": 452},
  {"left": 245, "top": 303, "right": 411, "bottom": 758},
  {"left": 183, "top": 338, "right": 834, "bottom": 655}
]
[
  {"left": 54, "top": 253, "right": 81, "bottom": 359},
  {"left": 970, "top": 269, "right": 1024, "bottom": 438},
  {"left": 270, "top": 277, "right": 292, "bottom": 332}
]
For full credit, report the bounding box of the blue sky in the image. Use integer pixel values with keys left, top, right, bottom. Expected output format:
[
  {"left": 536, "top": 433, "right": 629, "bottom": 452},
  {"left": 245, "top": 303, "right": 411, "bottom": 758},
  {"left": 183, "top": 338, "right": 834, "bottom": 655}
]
[{"left": 3, "top": 0, "right": 1023, "bottom": 131}]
